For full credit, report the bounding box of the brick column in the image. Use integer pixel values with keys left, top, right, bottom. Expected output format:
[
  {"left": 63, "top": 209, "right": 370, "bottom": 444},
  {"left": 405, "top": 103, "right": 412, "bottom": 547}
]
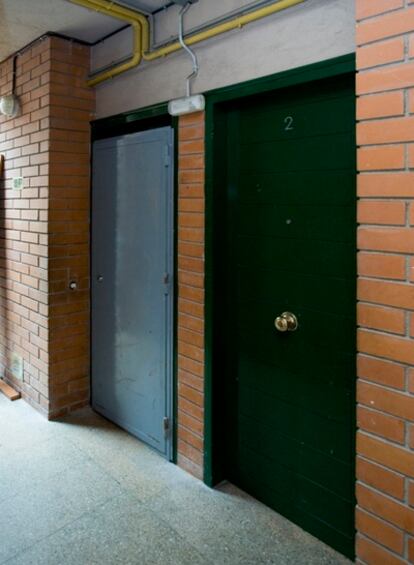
[
  {"left": 0, "top": 36, "right": 93, "bottom": 417},
  {"left": 47, "top": 37, "right": 94, "bottom": 418},
  {"left": 176, "top": 111, "right": 205, "bottom": 479},
  {"left": 356, "top": 1, "right": 414, "bottom": 563}
]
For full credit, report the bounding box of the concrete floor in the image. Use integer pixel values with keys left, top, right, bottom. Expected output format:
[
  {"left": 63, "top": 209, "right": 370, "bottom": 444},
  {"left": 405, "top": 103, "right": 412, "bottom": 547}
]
[{"left": 0, "top": 394, "right": 351, "bottom": 565}]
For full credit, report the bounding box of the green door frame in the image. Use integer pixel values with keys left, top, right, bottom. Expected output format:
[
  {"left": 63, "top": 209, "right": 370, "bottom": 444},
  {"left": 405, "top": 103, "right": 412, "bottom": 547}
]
[
  {"left": 204, "top": 53, "right": 356, "bottom": 487},
  {"left": 90, "top": 103, "right": 179, "bottom": 464}
]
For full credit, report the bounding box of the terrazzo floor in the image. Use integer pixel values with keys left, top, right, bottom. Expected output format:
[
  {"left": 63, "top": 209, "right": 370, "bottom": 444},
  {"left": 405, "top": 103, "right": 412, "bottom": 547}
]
[{"left": 0, "top": 393, "right": 351, "bottom": 564}]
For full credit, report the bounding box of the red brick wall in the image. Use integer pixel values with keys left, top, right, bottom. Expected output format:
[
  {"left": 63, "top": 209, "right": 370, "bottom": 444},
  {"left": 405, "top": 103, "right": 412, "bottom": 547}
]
[
  {"left": 0, "top": 38, "right": 53, "bottom": 414},
  {"left": 177, "top": 111, "right": 205, "bottom": 479},
  {"left": 356, "top": 1, "right": 414, "bottom": 563},
  {"left": 47, "top": 37, "right": 93, "bottom": 418},
  {"left": 0, "top": 36, "right": 93, "bottom": 417}
]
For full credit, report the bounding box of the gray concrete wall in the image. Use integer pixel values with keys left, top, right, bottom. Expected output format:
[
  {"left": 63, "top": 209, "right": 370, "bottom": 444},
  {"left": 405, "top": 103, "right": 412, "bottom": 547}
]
[{"left": 92, "top": 0, "right": 355, "bottom": 119}]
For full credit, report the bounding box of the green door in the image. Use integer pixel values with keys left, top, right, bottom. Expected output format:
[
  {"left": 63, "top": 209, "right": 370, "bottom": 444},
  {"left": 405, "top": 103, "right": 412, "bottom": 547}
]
[{"left": 221, "top": 74, "right": 356, "bottom": 558}]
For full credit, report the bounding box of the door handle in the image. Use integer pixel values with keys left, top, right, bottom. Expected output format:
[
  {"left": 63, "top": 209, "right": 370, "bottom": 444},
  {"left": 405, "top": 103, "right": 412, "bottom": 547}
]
[
  {"left": 274, "top": 312, "right": 298, "bottom": 332},
  {"left": 97, "top": 275, "right": 103, "bottom": 282}
]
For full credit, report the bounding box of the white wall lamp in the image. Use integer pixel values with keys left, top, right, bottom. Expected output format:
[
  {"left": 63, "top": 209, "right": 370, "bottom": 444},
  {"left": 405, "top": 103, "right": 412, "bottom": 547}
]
[
  {"left": 168, "top": 94, "right": 205, "bottom": 116},
  {"left": 0, "top": 56, "right": 20, "bottom": 119},
  {"left": 0, "top": 94, "right": 20, "bottom": 119}
]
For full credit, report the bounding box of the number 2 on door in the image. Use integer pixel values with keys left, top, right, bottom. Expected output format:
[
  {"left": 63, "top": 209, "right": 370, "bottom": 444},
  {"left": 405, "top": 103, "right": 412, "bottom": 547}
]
[{"left": 284, "top": 116, "right": 294, "bottom": 131}]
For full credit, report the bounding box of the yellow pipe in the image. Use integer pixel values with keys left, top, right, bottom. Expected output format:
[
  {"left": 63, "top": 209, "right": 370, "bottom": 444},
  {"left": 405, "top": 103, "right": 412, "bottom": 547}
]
[
  {"left": 143, "top": 0, "right": 306, "bottom": 61},
  {"left": 68, "top": 0, "right": 149, "bottom": 86},
  {"left": 88, "top": 20, "right": 142, "bottom": 86},
  {"left": 69, "top": 0, "right": 305, "bottom": 86}
]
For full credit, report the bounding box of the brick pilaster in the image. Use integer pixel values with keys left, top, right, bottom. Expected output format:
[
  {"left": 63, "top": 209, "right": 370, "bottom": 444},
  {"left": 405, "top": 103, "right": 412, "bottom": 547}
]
[
  {"left": 176, "top": 111, "right": 205, "bottom": 479},
  {"left": 0, "top": 36, "right": 94, "bottom": 417},
  {"left": 356, "top": 1, "right": 414, "bottom": 563}
]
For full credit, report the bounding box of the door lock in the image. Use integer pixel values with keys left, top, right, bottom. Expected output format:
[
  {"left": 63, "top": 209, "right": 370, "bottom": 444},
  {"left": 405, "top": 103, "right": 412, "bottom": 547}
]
[{"left": 274, "top": 312, "right": 298, "bottom": 332}]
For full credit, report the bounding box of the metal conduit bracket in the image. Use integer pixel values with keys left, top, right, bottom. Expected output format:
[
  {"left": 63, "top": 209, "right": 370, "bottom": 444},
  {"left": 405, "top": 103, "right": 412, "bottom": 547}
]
[
  {"left": 177, "top": 1, "right": 199, "bottom": 97},
  {"left": 70, "top": 0, "right": 306, "bottom": 86}
]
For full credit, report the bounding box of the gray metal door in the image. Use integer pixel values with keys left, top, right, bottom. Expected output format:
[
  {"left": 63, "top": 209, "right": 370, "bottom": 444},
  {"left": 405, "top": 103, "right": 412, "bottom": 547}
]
[{"left": 91, "top": 127, "right": 174, "bottom": 459}]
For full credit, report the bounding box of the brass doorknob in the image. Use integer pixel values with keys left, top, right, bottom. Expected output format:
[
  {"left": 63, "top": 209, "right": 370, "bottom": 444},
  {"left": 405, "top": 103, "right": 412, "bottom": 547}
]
[{"left": 274, "top": 312, "right": 298, "bottom": 332}]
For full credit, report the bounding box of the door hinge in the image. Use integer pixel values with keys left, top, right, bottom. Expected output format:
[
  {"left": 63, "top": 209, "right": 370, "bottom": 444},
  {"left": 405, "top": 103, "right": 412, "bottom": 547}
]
[
  {"left": 164, "top": 144, "right": 172, "bottom": 167},
  {"left": 163, "top": 272, "right": 172, "bottom": 295},
  {"left": 163, "top": 416, "right": 170, "bottom": 437}
]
